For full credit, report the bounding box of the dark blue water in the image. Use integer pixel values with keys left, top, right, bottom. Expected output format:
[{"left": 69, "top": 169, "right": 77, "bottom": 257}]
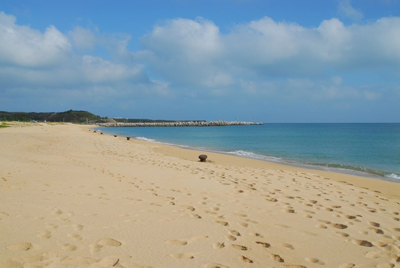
[{"left": 96, "top": 124, "right": 400, "bottom": 181}]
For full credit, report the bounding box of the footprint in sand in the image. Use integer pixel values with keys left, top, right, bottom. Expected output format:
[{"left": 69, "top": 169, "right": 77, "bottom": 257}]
[
  {"left": 93, "top": 257, "right": 120, "bottom": 267},
  {"left": 73, "top": 224, "right": 84, "bottom": 231},
  {"left": 249, "top": 232, "right": 263, "bottom": 238},
  {"left": 98, "top": 238, "right": 122, "bottom": 247},
  {"left": 68, "top": 234, "right": 83, "bottom": 241},
  {"left": 59, "top": 243, "right": 77, "bottom": 251},
  {"left": 305, "top": 257, "right": 325, "bottom": 265},
  {"left": 331, "top": 223, "right": 347, "bottom": 229},
  {"left": 215, "top": 220, "right": 229, "bottom": 226},
  {"left": 255, "top": 241, "right": 270, "bottom": 248},
  {"left": 282, "top": 243, "right": 294, "bottom": 249},
  {"left": 170, "top": 253, "right": 200, "bottom": 259},
  {"left": 165, "top": 240, "right": 188, "bottom": 246},
  {"left": 203, "top": 263, "right": 229, "bottom": 268},
  {"left": 316, "top": 224, "right": 327, "bottom": 229},
  {"left": 372, "top": 228, "right": 384, "bottom": 234},
  {"left": 352, "top": 239, "right": 373, "bottom": 247},
  {"left": 231, "top": 244, "right": 250, "bottom": 251},
  {"left": 336, "top": 232, "right": 349, "bottom": 237},
  {"left": 191, "top": 213, "right": 202, "bottom": 219},
  {"left": 51, "top": 208, "right": 63, "bottom": 215},
  {"left": 283, "top": 208, "right": 296, "bottom": 213},
  {"left": 240, "top": 256, "right": 253, "bottom": 263},
  {"left": 338, "top": 263, "right": 356, "bottom": 268},
  {"left": 45, "top": 223, "right": 58, "bottom": 229},
  {"left": 7, "top": 243, "right": 33, "bottom": 251},
  {"left": 190, "top": 236, "right": 209, "bottom": 242},
  {"left": 271, "top": 254, "right": 284, "bottom": 262},
  {"left": 38, "top": 230, "right": 52, "bottom": 239},
  {"left": 281, "top": 265, "right": 307, "bottom": 268},
  {"left": 238, "top": 222, "right": 248, "bottom": 228},
  {"left": 225, "top": 235, "right": 237, "bottom": 241},
  {"left": 213, "top": 242, "right": 225, "bottom": 249},
  {"left": 228, "top": 230, "right": 241, "bottom": 237},
  {"left": 89, "top": 243, "right": 103, "bottom": 253}
]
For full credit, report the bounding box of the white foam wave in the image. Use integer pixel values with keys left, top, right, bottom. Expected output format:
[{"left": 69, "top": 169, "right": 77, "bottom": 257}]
[
  {"left": 227, "top": 150, "right": 282, "bottom": 162},
  {"left": 385, "top": 173, "right": 400, "bottom": 180},
  {"left": 136, "top": 137, "right": 156, "bottom": 142}
]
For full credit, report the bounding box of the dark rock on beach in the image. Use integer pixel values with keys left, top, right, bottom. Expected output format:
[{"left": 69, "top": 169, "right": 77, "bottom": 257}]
[{"left": 199, "top": 155, "right": 207, "bottom": 162}]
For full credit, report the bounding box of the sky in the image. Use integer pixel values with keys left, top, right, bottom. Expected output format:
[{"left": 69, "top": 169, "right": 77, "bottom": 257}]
[{"left": 1, "top": 0, "right": 399, "bottom": 122}]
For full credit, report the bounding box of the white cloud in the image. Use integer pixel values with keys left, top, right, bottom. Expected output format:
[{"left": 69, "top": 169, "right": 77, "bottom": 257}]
[
  {"left": 0, "top": 11, "right": 170, "bottom": 114},
  {"left": 138, "top": 18, "right": 224, "bottom": 87},
  {"left": 81, "top": 55, "right": 146, "bottom": 83},
  {"left": 0, "top": 11, "right": 71, "bottom": 67},
  {"left": 69, "top": 26, "right": 96, "bottom": 49},
  {"left": 138, "top": 16, "right": 400, "bottom": 92},
  {"left": 1, "top": 10, "right": 398, "bottom": 117},
  {"left": 338, "top": 0, "right": 364, "bottom": 21},
  {"left": 363, "top": 91, "right": 381, "bottom": 101}
]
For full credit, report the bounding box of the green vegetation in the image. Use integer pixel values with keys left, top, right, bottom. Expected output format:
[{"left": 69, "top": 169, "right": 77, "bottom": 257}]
[
  {"left": 0, "top": 110, "right": 205, "bottom": 124},
  {"left": 0, "top": 110, "right": 101, "bottom": 123},
  {"left": 0, "top": 122, "right": 10, "bottom": 128}
]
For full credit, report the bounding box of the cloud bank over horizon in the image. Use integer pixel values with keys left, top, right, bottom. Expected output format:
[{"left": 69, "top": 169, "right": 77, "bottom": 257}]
[{"left": 0, "top": 6, "right": 399, "bottom": 122}]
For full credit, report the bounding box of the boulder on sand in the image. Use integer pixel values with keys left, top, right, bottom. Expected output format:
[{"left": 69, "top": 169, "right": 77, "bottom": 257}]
[{"left": 199, "top": 155, "right": 207, "bottom": 162}]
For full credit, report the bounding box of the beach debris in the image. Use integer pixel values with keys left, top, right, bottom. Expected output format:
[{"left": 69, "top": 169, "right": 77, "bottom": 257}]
[
  {"left": 199, "top": 155, "right": 208, "bottom": 162},
  {"left": 93, "top": 131, "right": 97, "bottom": 133},
  {"left": 126, "top": 137, "right": 131, "bottom": 140},
  {"left": 114, "top": 135, "right": 117, "bottom": 137},
  {"left": 101, "top": 132, "right": 103, "bottom": 135}
]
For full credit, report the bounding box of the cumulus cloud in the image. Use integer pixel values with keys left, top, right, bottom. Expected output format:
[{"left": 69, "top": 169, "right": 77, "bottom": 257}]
[
  {"left": 0, "top": 11, "right": 71, "bottom": 67},
  {"left": 138, "top": 18, "right": 226, "bottom": 87},
  {"left": 1, "top": 10, "right": 399, "bottom": 118},
  {"left": 0, "top": 11, "right": 171, "bottom": 114},
  {"left": 137, "top": 15, "right": 400, "bottom": 101}
]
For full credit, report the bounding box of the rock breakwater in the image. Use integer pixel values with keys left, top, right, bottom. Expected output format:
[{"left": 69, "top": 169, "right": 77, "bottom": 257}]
[{"left": 97, "top": 121, "right": 263, "bottom": 127}]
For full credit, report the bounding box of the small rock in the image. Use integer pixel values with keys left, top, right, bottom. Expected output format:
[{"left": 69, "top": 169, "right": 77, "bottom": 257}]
[
  {"left": 126, "top": 137, "right": 131, "bottom": 140},
  {"left": 199, "top": 155, "right": 207, "bottom": 162},
  {"left": 114, "top": 135, "right": 117, "bottom": 137}
]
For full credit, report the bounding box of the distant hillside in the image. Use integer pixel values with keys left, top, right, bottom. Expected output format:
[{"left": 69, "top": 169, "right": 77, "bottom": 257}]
[
  {"left": 0, "top": 110, "right": 101, "bottom": 123},
  {"left": 0, "top": 110, "right": 207, "bottom": 124}
]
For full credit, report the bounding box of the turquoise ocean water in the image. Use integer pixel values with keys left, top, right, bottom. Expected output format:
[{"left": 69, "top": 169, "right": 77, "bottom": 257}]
[{"left": 96, "top": 123, "right": 400, "bottom": 182}]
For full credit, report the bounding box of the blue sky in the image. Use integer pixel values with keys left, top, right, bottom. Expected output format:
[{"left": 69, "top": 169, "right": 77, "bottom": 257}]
[{"left": 1, "top": 0, "right": 399, "bottom": 122}]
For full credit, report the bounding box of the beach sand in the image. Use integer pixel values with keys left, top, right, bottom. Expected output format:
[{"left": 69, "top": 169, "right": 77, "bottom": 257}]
[{"left": 1, "top": 123, "right": 399, "bottom": 268}]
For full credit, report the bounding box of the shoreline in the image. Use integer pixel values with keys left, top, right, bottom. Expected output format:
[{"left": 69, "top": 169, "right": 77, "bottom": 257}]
[
  {"left": 2, "top": 122, "right": 400, "bottom": 267},
  {"left": 94, "top": 125, "right": 400, "bottom": 200},
  {"left": 96, "top": 126, "right": 400, "bottom": 186}
]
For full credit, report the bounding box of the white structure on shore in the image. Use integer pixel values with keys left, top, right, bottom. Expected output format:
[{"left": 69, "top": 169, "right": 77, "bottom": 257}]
[{"left": 97, "top": 121, "right": 263, "bottom": 127}]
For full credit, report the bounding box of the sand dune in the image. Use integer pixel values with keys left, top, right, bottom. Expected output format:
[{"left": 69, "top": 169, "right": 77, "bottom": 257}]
[{"left": 1, "top": 123, "right": 399, "bottom": 268}]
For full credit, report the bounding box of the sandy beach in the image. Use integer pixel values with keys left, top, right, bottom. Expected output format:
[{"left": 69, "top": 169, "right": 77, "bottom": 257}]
[{"left": 1, "top": 123, "right": 399, "bottom": 268}]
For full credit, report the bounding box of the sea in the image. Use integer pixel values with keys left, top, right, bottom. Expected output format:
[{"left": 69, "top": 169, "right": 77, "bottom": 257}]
[{"left": 96, "top": 123, "right": 400, "bottom": 182}]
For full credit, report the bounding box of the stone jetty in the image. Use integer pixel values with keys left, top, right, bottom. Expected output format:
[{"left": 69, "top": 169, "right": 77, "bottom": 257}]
[{"left": 97, "top": 121, "right": 263, "bottom": 127}]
